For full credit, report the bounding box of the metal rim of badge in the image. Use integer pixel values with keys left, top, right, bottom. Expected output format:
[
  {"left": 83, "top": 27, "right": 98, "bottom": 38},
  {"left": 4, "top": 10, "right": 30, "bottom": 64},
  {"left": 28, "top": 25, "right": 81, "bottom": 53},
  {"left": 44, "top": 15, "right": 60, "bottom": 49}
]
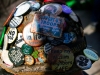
[
  {"left": 28, "top": 1, "right": 40, "bottom": 11},
  {"left": 61, "top": 4, "right": 72, "bottom": 14},
  {"left": 23, "top": 23, "right": 46, "bottom": 47},
  {"left": 9, "top": 16, "right": 23, "bottom": 28},
  {"left": 8, "top": 47, "right": 24, "bottom": 66},
  {"left": 69, "top": 11, "right": 79, "bottom": 22},
  {"left": 76, "top": 55, "right": 92, "bottom": 70},
  {"left": 14, "top": 1, "right": 31, "bottom": 16},
  {"left": 39, "top": 3, "right": 62, "bottom": 15},
  {"left": 6, "top": 27, "right": 17, "bottom": 44},
  {"left": 15, "top": 33, "right": 25, "bottom": 48},
  {"left": 83, "top": 48, "right": 99, "bottom": 61}
]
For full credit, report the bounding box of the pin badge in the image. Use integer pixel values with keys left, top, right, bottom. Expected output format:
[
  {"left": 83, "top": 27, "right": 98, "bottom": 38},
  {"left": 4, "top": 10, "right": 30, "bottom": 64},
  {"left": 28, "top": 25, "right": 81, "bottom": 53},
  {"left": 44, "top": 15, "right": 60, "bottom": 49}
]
[
  {"left": 15, "top": 33, "right": 25, "bottom": 48},
  {"left": 83, "top": 48, "right": 99, "bottom": 61},
  {"left": 23, "top": 23, "right": 46, "bottom": 46},
  {"left": 44, "top": 43, "right": 52, "bottom": 54},
  {"left": 14, "top": 1, "right": 31, "bottom": 16},
  {"left": 76, "top": 55, "right": 92, "bottom": 70},
  {"left": 6, "top": 27, "right": 17, "bottom": 44},
  {"left": 39, "top": 3, "right": 62, "bottom": 15},
  {"left": 69, "top": 11, "right": 79, "bottom": 22},
  {"left": 9, "top": 16, "right": 23, "bottom": 28},
  {"left": 48, "top": 45, "right": 74, "bottom": 72}
]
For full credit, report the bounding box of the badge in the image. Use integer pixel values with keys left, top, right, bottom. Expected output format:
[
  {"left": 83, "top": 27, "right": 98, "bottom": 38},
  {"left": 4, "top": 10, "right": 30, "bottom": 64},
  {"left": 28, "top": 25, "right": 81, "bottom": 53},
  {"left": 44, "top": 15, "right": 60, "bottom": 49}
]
[
  {"left": 15, "top": 33, "right": 25, "bottom": 48},
  {"left": 48, "top": 45, "right": 74, "bottom": 72},
  {"left": 24, "top": 55, "right": 34, "bottom": 65},
  {"left": 62, "top": 4, "right": 72, "bottom": 14},
  {"left": 39, "top": 3, "right": 62, "bottom": 15},
  {"left": 76, "top": 55, "right": 92, "bottom": 70},
  {"left": 6, "top": 27, "right": 17, "bottom": 44},
  {"left": 44, "top": 43, "right": 52, "bottom": 54},
  {"left": 83, "top": 48, "right": 99, "bottom": 61},
  {"left": 28, "top": 1, "right": 40, "bottom": 11},
  {"left": 23, "top": 23, "right": 46, "bottom": 46},
  {"left": 9, "top": 16, "right": 23, "bottom": 28},
  {"left": 8, "top": 47, "right": 24, "bottom": 66},
  {"left": 14, "top": 1, "right": 31, "bottom": 16},
  {"left": 69, "top": 11, "right": 79, "bottom": 22},
  {"left": 22, "top": 44, "right": 33, "bottom": 55},
  {"left": 31, "top": 13, "right": 64, "bottom": 38},
  {"left": 0, "top": 26, "right": 7, "bottom": 47},
  {"left": 63, "top": 32, "right": 77, "bottom": 44}
]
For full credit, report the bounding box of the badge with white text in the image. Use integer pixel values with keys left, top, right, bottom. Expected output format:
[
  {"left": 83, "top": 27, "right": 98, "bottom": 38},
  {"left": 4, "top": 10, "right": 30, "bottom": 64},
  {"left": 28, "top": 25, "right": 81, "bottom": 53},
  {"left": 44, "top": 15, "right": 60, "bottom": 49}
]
[
  {"left": 76, "top": 55, "right": 92, "bottom": 70},
  {"left": 6, "top": 27, "right": 17, "bottom": 44},
  {"left": 48, "top": 45, "right": 74, "bottom": 72},
  {"left": 23, "top": 23, "right": 46, "bottom": 46},
  {"left": 9, "top": 16, "right": 23, "bottom": 28},
  {"left": 31, "top": 13, "right": 64, "bottom": 38}
]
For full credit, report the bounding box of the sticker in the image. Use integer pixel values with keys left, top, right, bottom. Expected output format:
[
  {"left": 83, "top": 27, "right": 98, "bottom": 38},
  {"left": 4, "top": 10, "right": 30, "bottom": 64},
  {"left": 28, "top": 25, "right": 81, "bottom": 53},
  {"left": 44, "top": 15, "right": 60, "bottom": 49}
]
[
  {"left": 23, "top": 23, "right": 46, "bottom": 46},
  {"left": 31, "top": 14, "right": 64, "bottom": 38},
  {"left": 24, "top": 55, "right": 34, "bottom": 65},
  {"left": 62, "top": 4, "right": 72, "bottom": 14},
  {"left": 22, "top": 44, "right": 33, "bottom": 55},
  {"left": 32, "top": 50, "right": 39, "bottom": 59},
  {"left": 15, "top": 33, "right": 25, "bottom": 48},
  {"left": 8, "top": 47, "right": 24, "bottom": 66},
  {"left": 83, "top": 48, "right": 99, "bottom": 61},
  {"left": 76, "top": 55, "right": 92, "bottom": 70},
  {"left": 14, "top": 1, "right": 30, "bottom": 16},
  {"left": 6, "top": 27, "right": 17, "bottom": 44},
  {"left": 69, "top": 11, "right": 79, "bottom": 22},
  {"left": 39, "top": 3, "right": 62, "bottom": 15},
  {"left": 44, "top": 43, "right": 52, "bottom": 54},
  {"left": 63, "top": 32, "right": 77, "bottom": 44},
  {"left": 9, "top": 16, "right": 23, "bottom": 28},
  {"left": 28, "top": 1, "right": 40, "bottom": 11},
  {"left": 48, "top": 45, "right": 74, "bottom": 72}
]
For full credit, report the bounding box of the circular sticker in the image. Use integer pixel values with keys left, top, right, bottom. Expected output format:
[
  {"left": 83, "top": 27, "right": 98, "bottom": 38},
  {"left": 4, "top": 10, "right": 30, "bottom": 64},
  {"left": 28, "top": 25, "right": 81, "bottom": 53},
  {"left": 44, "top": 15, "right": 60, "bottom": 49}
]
[
  {"left": 28, "top": 1, "right": 40, "bottom": 11},
  {"left": 69, "top": 11, "right": 79, "bottom": 22},
  {"left": 76, "top": 55, "right": 92, "bottom": 70},
  {"left": 15, "top": 33, "right": 25, "bottom": 48},
  {"left": 39, "top": 3, "right": 62, "bottom": 15},
  {"left": 62, "top": 4, "right": 72, "bottom": 14},
  {"left": 22, "top": 44, "right": 33, "bottom": 55},
  {"left": 9, "top": 16, "right": 23, "bottom": 28},
  {"left": 63, "top": 32, "right": 77, "bottom": 44},
  {"left": 14, "top": 1, "right": 31, "bottom": 16},
  {"left": 8, "top": 47, "right": 24, "bottom": 66},
  {"left": 24, "top": 55, "right": 34, "bottom": 65},
  {"left": 6, "top": 27, "right": 17, "bottom": 44},
  {"left": 83, "top": 48, "right": 99, "bottom": 61},
  {"left": 48, "top": 45, "right": 74, "bottom": 72},
  {"left": 23, "top": 23, "right": 46, "bottom": 46}
]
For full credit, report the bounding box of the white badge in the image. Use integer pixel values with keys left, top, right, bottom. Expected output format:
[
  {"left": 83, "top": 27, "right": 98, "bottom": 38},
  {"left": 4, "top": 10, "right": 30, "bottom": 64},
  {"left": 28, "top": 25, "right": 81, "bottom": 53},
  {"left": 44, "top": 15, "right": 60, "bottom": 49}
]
[{"left": 9, "top": 16, "right": 23, "bottom": 28}]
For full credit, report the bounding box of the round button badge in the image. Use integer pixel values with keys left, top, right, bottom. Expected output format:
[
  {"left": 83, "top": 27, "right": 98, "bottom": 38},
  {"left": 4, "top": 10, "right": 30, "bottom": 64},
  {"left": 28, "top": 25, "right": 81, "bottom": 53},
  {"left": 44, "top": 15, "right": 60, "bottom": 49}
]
[
  {"left": 14, "top": 1, "right": 31, "bottom": 16},
  {"left": 76, "top": 55, "right": 92, "bottom": 70},
  {"left": 62, "top": 4, "right": 72, "bottom": 14},
  {"left": 83, "top": 48, "right": 99, "bottom": 61},
  {"left": 6, "top": 27, "right": 17, "bottom": 44},
  {"left": 9, "top": 16, "right": 23, "bottom": 28},
  {"left": 23, "top": 23, "right": 46, "bottom": 47},
  {"left": 48, "top": 45, "right": 74, "bottom": 72},
  {"left": 8, "top": 47, "right": 24, "bottom": 66},
  {"left": 39, "top": 3, "right": 62, "bottom": 15}
]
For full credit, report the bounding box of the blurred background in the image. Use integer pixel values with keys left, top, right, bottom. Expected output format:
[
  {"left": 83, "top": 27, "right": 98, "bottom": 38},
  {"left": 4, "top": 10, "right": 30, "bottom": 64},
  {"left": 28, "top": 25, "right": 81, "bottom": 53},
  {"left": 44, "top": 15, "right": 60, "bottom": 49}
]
[{"left": 0, "top": 0, "right": 100, "bottom": 75}]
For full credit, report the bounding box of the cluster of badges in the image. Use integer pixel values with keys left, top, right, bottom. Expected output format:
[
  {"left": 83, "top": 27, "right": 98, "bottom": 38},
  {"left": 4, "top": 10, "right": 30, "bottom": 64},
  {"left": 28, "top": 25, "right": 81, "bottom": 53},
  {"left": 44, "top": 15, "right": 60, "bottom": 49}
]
[{"left": 0, "top": 0, "right": 99, "bottom": 74}]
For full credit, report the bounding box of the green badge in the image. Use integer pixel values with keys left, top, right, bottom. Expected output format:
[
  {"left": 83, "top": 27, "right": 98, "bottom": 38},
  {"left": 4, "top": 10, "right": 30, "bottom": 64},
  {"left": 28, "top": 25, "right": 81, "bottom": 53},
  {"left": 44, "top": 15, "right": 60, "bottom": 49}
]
[
  {"left": 32, "top": 50, "right": 38, "bottom": 58},
  {"left": 22, "top": 44, "right": 33, "bottom": 55}
]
